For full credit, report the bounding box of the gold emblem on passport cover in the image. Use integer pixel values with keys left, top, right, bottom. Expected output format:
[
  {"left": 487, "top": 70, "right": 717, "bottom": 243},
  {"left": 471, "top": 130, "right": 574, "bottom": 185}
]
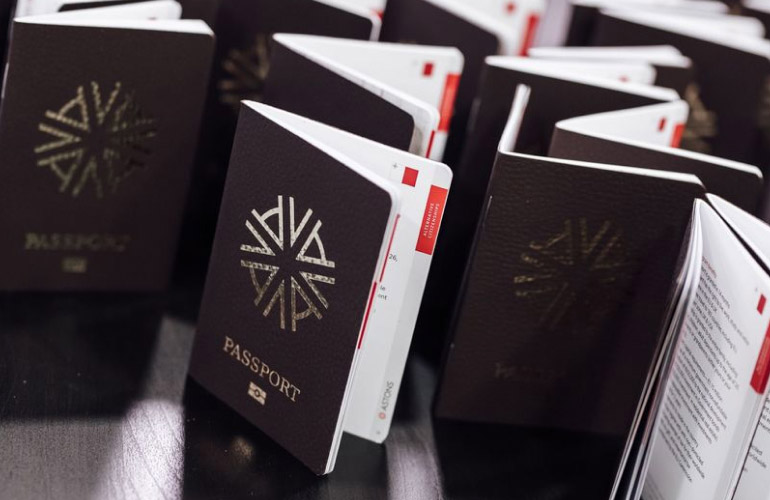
[
  {"left": 241, "top": 195, "right": 336, "bottom": 332},
  {"left": 514, "top": 218, "right": 632, "bottom": 331},
  {"left": 34, "top": 81, "right": 156, "bottom": 198}
]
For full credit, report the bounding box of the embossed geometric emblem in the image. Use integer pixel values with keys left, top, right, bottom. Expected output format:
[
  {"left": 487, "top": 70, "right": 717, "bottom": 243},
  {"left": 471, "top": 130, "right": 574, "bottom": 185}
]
[
  {"left": 513, "top": 219, "right": 631, "bottom": 332},
  {"left": 241, "top": 196, "right": 336, "bottom": 332},
  {"left": 218, "top": 34, "right": 271, "bottom": 112},
  {"left": 34, "top": 81, "right": 156, "bottom": 198}
]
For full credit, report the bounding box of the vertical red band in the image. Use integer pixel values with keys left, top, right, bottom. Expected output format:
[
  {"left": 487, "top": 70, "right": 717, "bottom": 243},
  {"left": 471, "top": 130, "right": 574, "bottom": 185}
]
[
  {"left": 519, "top": 14, "right": 540, "bottom": 56},
  {"left": 426, "top": 130, "right": 436, "bottom": 158},
  {"left": 751, "top": 319, "right": 770, "bottom": 394},
  {"left": 438, "top": 74, "right": 461, "bottom": 132},
  {"left": 416, "top": 185, "right": 449, "bottom": 255},
  {"left": 671, "top": 123, "right": 685, "bottom": 148},
  {"left": 358, "top": 282, "right": 378, "bottom": 349}
]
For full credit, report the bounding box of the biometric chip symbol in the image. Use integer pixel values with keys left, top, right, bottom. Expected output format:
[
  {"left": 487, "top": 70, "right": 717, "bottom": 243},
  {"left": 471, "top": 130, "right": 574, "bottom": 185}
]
[
  {"left": 241, "top": 196, "right": 336, "bottom": 332},
  {"left": 34, "top": 81, "right": 156, "bottom": 198}
]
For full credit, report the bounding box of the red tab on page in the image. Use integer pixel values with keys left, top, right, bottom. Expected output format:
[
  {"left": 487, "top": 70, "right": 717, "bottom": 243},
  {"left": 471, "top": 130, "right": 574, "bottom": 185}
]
[
  {"left": 671, "top": 123, "right": 685, "bottom": 148},
  {"left": 751, "top": 319, "right": 770, "bottom": 394},
  {"left": 438, "top": 74, "right": 461, "bottom": 132},
  {"left": 426, "top": 130, "right": 436, "bottom": 158},
  {"left": 519, "top": 14, "right": 540, "bottom": 56},
  {"left": 416, "top": 185, "right": 448, "bottom": 255}
]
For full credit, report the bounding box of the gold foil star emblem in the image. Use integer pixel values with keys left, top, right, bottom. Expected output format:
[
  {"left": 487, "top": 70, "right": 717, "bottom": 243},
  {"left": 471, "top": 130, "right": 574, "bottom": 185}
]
[
  {"left": 34, "top": 81, "right": 156, "bottom": 198},
  {"left": 514, "top": 218, "right": 632, "bottom": 331},
  {"left": 241, "top": 196, "right": 336, "bottom": 332}
]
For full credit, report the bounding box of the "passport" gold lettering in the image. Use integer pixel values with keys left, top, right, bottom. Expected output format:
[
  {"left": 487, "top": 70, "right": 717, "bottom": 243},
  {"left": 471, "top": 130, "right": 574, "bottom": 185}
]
[
  {"left": 222, "top": 336, "right": 301, "bottom": 403},
  {"left": 24, "top": 233, "right": 131, "bottom": 252}
]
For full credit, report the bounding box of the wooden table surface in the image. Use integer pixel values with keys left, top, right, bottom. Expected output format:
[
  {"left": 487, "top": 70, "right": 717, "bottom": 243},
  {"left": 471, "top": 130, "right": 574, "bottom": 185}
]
[{"left": 0, "top": 285, "right": 625, "bottom": 500}]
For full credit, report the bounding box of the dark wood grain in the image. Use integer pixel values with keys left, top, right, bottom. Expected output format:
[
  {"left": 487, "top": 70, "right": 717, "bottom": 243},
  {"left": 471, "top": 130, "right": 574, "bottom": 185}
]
[{"left": 0, "top": 288, "right": 624, "bottom": 500}]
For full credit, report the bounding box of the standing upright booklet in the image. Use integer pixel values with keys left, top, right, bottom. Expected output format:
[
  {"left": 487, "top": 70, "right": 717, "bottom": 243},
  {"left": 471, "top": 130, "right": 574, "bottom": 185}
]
[
  {"left": 637, "top": 197, "right": 770, "bottom": 500},
  {"left": 549, "top": 102, "right": 764, "bottom": 212},
  {"left": 189, "top": 102, "right": 452, "bottom": 474},
  {"left": 204, "top": 0, "right": 380, "bottom": 160},
  {"left": 418, "top": 56, "right": 682, "bottom": 356},
  {"left": 434, "top": 84, "right": 768, "bottom": 499},
  {"left": 263, "top": 34, "right": 464, "bottom": 160},
  {"left": 380, "top": 0, "right": 545, "bottom": 163},
  {"left": 589, "top": 7, "right": 770, "bottom": 167},
  {"left": 0, "top": 9, "right": 214, "bottom": 290},
  {"left": 527, "top": 44, "right": 694, "bottom": 94}
]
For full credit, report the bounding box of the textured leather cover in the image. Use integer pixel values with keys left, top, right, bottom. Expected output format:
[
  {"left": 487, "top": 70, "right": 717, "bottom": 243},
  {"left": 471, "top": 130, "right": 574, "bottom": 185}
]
[
  {"left": 0, "top": 21, "right": 213, "bottom": 290},
  {"left": 189, "top": 104, "right": 393, "bottom": 475},
  {"left": 591, "top": 13, "right": 770, "bottom": 168},
  {"left": 263, "top": 40, "right": 415, "bottom": 152},
  {"left": 652, "top": 63, "right": 693, "bottom": 96},
  {"left": 549, "top": 127, "right": 763, "bottom": 213},
  {"left": 418, "top": 64, "right": 670, "bottom": 359},
  {"left": 380, "top": 0, "right": 499, "bottom": 165},
  {"left": 203, "top": 0, "right": 375, "bottom": 162},
  {"left": 435, "top": 153, "right": 705, "bottom": 436}
]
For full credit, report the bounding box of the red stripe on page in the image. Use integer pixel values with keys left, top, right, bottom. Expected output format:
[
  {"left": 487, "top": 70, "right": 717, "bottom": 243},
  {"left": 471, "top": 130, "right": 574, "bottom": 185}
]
[
  {"left": 671, "top": 123, "right": 685, "bottom": 148},
  {"left": 416, "top": 185, "right": 449, "bottom": 255},
  {"left": 357, "top": 282, "right": 378, "bottom": 349},
  {"left": 426, "top": 130, "right": 436, "bottom": 158},
  {"left": 760, "top": 295, "right": 767, "bottom": 315},
  {"left": 380, "top": 215, "right": 400, "bottom": 282},
  {"left": 438, "top": 73, "right": 461, "bottom": 132},
  {"left": 751, "top": 319, "right": 770, "bottom": 394},
  {"left": 519, "top": 14, "right": 540, "bottom": 56}
]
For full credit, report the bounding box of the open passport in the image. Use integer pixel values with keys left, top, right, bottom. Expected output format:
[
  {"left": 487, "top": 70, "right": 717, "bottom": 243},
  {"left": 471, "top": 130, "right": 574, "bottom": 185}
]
[
  {"left": 189, "top": 102, "right": 451, "bottom": 474},
  {"left": 434, "top": 77, "right": 770, "bottom": 499}
]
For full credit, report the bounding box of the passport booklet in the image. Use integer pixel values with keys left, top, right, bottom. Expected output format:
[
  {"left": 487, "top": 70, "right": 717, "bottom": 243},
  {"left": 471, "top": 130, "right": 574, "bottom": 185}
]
[
  {"left": 189, "top": 102, "right": 451, "bottom": 474},
  {"left": 263, "top": 33, "right": 464, "bottom": 161},
  {"left": 0, "top": 6, "right": 214, "bottom": 290},
  {"left": 435, "top": 83, "right": 769, "bottom": 500}
]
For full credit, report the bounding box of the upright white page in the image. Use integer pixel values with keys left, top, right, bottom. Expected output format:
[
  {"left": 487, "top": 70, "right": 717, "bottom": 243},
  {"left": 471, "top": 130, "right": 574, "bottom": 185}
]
[
  {"left": 556, "top": 100, "right": 688, "bottom": 147},
  {"left": 643, "top": 201, "right": 770, "bottom": 500},
  {"left": 709, "top": 195, "right": 770, "bottom": 500}
]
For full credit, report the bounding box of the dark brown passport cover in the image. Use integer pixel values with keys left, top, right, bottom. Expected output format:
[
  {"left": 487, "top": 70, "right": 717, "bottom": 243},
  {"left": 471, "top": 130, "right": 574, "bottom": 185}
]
[
  {"left": 549, "top": 127, "right": 763, "bottom": 213},
  {"left": 591, "top": 13, "right": 770, "bottom": 169},
  {"left": 0, "top": 21, "right": 214, "bottom": 290},
  {"left": 262, "top": 39, "right": 415, "bottom": 152},
  {"left": 203, "top": 0, "right": 374, "bottom": 162},
  {"left": 380, "top": 0, "right": 500, "bottom": 165},
  {"left": 435, "top": 153, "right": 705, "bottom": 436},
  {"left": 189, "top": 103, "right": 393, "bottom": 475},
  {"left": 417, "top": 65, "right": 671, "bottom": 358}
]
